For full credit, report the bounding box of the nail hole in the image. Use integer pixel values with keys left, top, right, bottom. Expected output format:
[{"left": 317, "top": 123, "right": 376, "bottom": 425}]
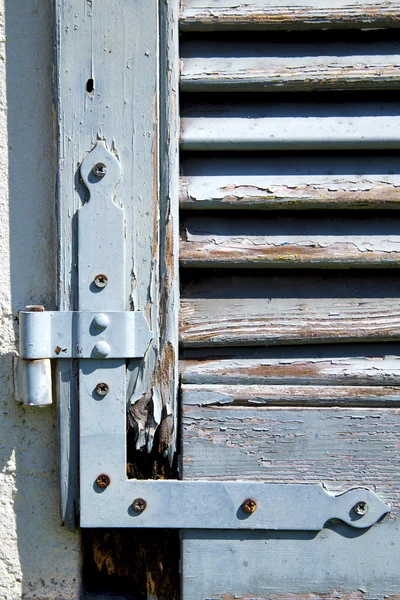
[{"left": 86, "top": 78, "right": 94, "bottom": 97}]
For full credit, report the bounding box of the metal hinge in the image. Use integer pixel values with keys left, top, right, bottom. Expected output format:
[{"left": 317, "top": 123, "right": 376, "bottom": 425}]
[
  {"left": 15, "top": 142, "right": 153, "bottom": 406},
  {"left": 14, "top": 142, "right": 391, "bottom": 531}
]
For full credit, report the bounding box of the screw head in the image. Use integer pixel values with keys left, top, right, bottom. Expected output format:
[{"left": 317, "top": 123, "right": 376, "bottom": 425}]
[
  {"left": 96, "top": 474, "right": 110, "bottom": 489},
  {"left": 93, "top": 162, "right": 107, "bottom": 178},
  {"left": 94, "top": 274, "right": 108, "bottom": 288},
  {"left": 95, "top": 382, "right": 109, "bottom": 396},
  {"left": 353, "top": 501, "right": 368, "bottom": 516},
  {"left": 242, "top": 498, "right": 257, "bottom": 514},
  {"left": 132, "top": 498, "right": 147, "bottom": 513}
]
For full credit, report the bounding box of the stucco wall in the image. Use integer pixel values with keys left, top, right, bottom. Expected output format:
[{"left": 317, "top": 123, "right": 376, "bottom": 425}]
[{"left": 0, "top": 1, "right": 81, "bottom": 598}]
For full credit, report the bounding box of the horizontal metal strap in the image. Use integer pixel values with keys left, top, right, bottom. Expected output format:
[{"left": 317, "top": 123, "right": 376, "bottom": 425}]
[
  {"left": 80, "top": 481, "right": 390, "bottom": 529},
  {"left": 19, "top": 311, "right": 152, "bottom": 359}
]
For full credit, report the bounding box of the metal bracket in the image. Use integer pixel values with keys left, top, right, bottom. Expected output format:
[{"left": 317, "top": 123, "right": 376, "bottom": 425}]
[
  {"left": 81, "top": 480, "right": 390, "bottom": 530},
  {"left": 15, "top": 142, "right": 153, "bottom": 407},
  {"left": 15, "top": 142, "right": 391, "bottom": 531}
]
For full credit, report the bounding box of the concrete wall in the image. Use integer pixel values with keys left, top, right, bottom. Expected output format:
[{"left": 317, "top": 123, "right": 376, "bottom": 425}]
[{"left": 0, "top": 1, "right": 81, "bottom": 597}]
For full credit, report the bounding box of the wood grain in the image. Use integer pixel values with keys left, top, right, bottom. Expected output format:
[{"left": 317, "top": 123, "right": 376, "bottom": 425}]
[
  {"left": 181, "top": 355, "right": 400, "bottom": 385},
  {"left": 180, "top": 0, "right": 400, "bottom": 30},
  {"left": 181, "top": 55, "right": 400, "bottom": 92},
  {"left": 180, "top": 214, "right": 400, "bottom": 268}
]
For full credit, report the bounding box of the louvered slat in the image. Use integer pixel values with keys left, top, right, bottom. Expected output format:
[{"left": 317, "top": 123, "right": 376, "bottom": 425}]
[
  {"left": 180, "top": 156, "right": 400, "bottom": 210},
  {"left": 180, "top": 0, "right": 400, "bottom": 30},
  {"left": 181, "top": 50, "right": 400, "bottom": 93}
]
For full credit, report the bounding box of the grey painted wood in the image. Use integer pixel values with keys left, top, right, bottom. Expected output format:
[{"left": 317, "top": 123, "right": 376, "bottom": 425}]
[
  {"left": 180, "top": 156, "right": 400, "bottom": 210},
  {"left": 180, "top": 214, "right": 400, "bottom": 268},
  {"left": 54, "top": 0, "right": 178, "bottom": 525},
  {"left": 181, "top": 405, "right": 400, "bottom": 597},
  {"left": 181, "top": 355, "right": 400, "bottom": 385},
  {"left": 180, "top": 0, "right": 400, "bottom": 30},
  {"left": 181, "top": 523, "right": 400, "bottom": 599},
  {"left": 181, "top": 51, "right": 400, "bottom": 93}
]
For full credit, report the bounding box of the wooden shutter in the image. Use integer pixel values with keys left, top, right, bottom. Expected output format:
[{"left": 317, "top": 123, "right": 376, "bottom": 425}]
[{"left": 178, "top": 2, "right": 400, "bottom": 598}]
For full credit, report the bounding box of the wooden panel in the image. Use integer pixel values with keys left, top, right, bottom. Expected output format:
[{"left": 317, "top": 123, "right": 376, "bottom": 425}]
[
  {"left": 181, "top": 404, "right": 400, "bottom": 597},
  {"left": 181, "top": 355, "right": 400, "bottom": 385},
  {"left": 182, "top": 405, "right": 400, "bottom": 500},
  {"left": 180, "top": 155, "right": 400, "bottom": 210},
  {"left": 181, "top": 53, "right": 400, "bottom": 93},
  {"left": 181, "top": 523, "right": 400, "bottom": 599},
  {"left": 180, "top": 214, "right": 400, "bottom": 268},
  {"left": 180, "top": 0, "right": 400, "bottom": 31}
]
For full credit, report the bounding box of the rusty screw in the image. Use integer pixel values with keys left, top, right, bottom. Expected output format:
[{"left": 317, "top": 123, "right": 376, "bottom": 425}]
[
  {"left": 353, "top": 501, "right": 368, "bottom": 516},
  {"left": 132, "top": 498, "right": 147, "bottom": 513},
  {"left": 242, "top": 498, "right": 257, "bottom": 514},
  {"left": 93, "top": 162, "right": 107, "bottom": 178},
  {"left": 95, "top": 382, "right": 109, "bottom": 396},
  {"left": 94, "top": 274, "right": 108, "bottom": 288},
  {"left": 96, "top": 474, "right": 110, "bottom": 489}
]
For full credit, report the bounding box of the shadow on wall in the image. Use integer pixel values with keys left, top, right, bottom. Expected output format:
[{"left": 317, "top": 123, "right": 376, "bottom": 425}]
[{"left": 1, "top": 0, "right": 80, "bottom": 597}]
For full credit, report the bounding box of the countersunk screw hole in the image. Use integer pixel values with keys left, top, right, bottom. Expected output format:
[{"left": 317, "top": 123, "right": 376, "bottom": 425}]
[
  {"left": 96, "top": 474, "right": 110, "bottom": 489},
  {"left": 242, "top": 498, "right": 257, "bottom": 514},
  {"left": 94, "top": 274, "right": 108, "bottom": 288},
  {"left": 95, "top": 382, "right": 109, "bottom": 396},
  {"left": 132, "top": 498, "right": 147, "bottom": 513},
  {"left": 353, "top": 501, "right": 368, "bottom": 516}
]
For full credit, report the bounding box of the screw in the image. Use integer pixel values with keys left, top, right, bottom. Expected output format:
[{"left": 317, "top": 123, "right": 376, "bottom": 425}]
[
  {"left": 132, "top": 498, "right": 147, "bottom": 513},
  {"left": 242, "top": 498, "right": 257, "bottom": 514},
  {"left": 93, "top": 162, "right": 107, "bottom": 177},
  {"left": 94, "top": 274, "right": 108, "bottom": 288},
  {"left": 96, "top": 474, "right": 110, "bottom": 489},
  {"left": 353, "top": 501, "right": 368, "bottom": 516},
  {"left": 95, "top": 382, "right": 109, "bottom": 396}
]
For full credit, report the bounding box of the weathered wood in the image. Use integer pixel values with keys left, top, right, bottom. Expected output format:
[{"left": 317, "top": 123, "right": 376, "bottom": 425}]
[
  {"left": 180, "top": 0, "right": 400, "bottom": 30},
  {"left": 182, "top": 406, "right": 400, "bottom": 500},
  {"left": 180, "top": 273, "right": 400, "bottom": 346},
  {"left": 181, "top": 53, "right": 400, "bottom": 93},
  {"left": 182, "top": 383, "right": 400, "bottom": 406},
  {"left": 180, "top": 155, "right": 400, "bottom": 210},
  {"left": 180, "top": 214, "right": 400, "bottom": 268},
  {"left": 180, "top": 355, "right": 400, "bottom": 385}
]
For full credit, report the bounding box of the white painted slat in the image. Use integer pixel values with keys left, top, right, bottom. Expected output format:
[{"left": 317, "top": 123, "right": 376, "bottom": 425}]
[
  {"left": 181, "top": 53, "right": 400, "bottom": 92},
  {"left": 181, "top": 114, "right": 400, "bottom": 150},
  {"left": 180, "top": 0, "right": 400, "bottom": 30}
]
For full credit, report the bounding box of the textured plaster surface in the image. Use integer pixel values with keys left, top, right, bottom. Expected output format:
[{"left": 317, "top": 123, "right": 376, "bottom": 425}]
[{"left": 0, "top": 1, "right": 81, "bottom": 598}]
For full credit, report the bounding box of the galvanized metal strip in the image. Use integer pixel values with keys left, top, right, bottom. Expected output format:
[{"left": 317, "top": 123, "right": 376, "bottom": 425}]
[
  {"left": 19, "top": 311, "right": 152, "bottom": 359},
  {"left": 80, "top": 479, "right": 390, "bottom": 529}
]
